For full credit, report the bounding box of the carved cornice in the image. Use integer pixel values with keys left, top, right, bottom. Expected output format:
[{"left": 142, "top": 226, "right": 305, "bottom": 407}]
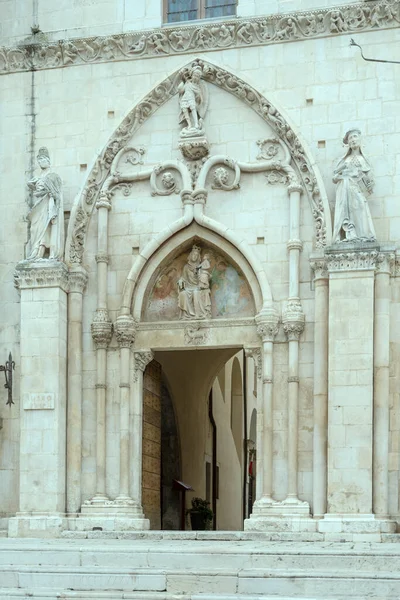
[
  {"left": 138, "top": 317, "right": 255, "bottom": 330},
  {"left": 14, "top": 260, "right": 69, "bottom": 292},
  {"left": 0, "top": 1, "right": 397, "bottom": 76},
  {"left": 326, "top": 247, "right": 380, "bottom": 272},
  {"left": 91, "top": 308, "right": 113, "bottom": 349},
  {"left": 114, "top": 315, "right": 137, "bottom": 348},
  {"left": 68, "top": 266, "right": 89, "bottom": 293}
]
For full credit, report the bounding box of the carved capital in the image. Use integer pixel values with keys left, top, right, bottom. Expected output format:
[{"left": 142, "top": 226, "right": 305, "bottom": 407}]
[
  {"left": 181, "top": 190, "right": 194, "bottom": 205},
  {"left": 310, "top": 254, "right": 328, "bottom": 281},
  {"left": 68, "top": 266, "right": 89, "bottom": 294},
  {"left": 287, "top": 182, "right": 303, "bottom": 195},
  {"left": 134, "top": 350, "right": 154, "bottom": 379},
  {"left": 95, "top": 252, "right": 109, "bottom": 264},
  {"left": 326, "top": 247, "right": 379, "bottom": 272},
  {"left": 287, "top": 239, "right": 303, "bottom": 252},
  {"left": 244, "top": 346, "right": 262, "bottom": 380},
  {"left": 376, "top": 251, "right": 395, "bottom": 275},
  {"left": 192, "top": 188, "right": 208, "bottom": 205},
  {"left": 95, "top": 193, "right": 112, "bottom": 211},
  {"left": 14, "top": 260, "right": 69, "bottom": 292},
  {"left": 114, "top": 315, "right": 137, "bottom": 349},
  {"left": 255, "top": 306, "right": 279, "bottom": 342},
  {"left": 91, "top": 309, "right": 113, "bottom": 349},
  {"left": 282, "top": 298, "right": 305, "bottom": 341}
]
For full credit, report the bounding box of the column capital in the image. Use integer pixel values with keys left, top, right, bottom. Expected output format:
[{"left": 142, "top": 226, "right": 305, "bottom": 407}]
[
  {"left": 287, "top": 238, "right": 303, "bottom": 252},
  {"left": 192, "top": 188, "right": 208, "bottom": 205},
  {"left": 244, "top": 346, "right": 262, "bottom": 380},
  {"left": 14, "top": 260, "right": 69, "bottom": 292},
  {"left": 255, "top": 307, "right": 279, "bottom": 342},
  {"left": 68, "top": 266, "right": 89, "bottom": 294},
  {"left": 325, "top": 244, "right": 380, "bottom": 273},
  {"left": 95, "top": 252, "right": 110, "bottom": 264},
  {"left": 95, "top": 192, "right": 112, "bottom": 211},
  {"left": 287, "top": 182, "right": 303, "bottom": 195},
  {"left": 91, "top": 309, "right": 113, "bottom": 349},
  {"left": 134, "top": 349, "right": 154, "bottom": 378},
  {"left": 310, "top": 253, "right": 328, "bottom": 280},
  {"left": 282, "top": 298, "right": 305, "bottom": 341},
  {"left": 376, "top": 251, "right": 396, "bottom": 275},
  {"left": 115, "top": 315, "right": 137, "bottom": 349}
]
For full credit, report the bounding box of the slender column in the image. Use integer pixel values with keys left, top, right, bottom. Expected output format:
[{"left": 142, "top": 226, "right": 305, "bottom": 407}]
[
  {"left": 83, "top": 194, "right": 113, "bottom": 509},
  {"left": 373, "top": 253, "right": 393, "bottom": 517},
  {"left": 66, "top": 266, "right": 88, "bottom": 514},
  {"left": 310, "top": 255, "right": 329, "bottom": 518},
  {"left": 131, "top": 350, "right": 154, "bottom": 514},
  {"left": 244, "top": 348, "right": 263, "bottom": 500},
  {"left": 115, "top": 315, "right": 137, "bottom": 504}
]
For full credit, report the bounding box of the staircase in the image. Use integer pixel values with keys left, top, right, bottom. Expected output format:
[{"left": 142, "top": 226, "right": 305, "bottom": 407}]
[{"left": 0, "top": 534, "right": 399, "bottom": 599}]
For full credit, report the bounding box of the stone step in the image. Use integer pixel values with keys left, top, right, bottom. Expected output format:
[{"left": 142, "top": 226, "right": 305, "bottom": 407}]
[
  {"left": 0, "top": 530, "right": 7, "bottom": 538},
  {"left": 60, "top": 530, "right": 326, "bottom": 542},
  {"left": 0, "top": 594, "right": 387, "bottom": 600}
]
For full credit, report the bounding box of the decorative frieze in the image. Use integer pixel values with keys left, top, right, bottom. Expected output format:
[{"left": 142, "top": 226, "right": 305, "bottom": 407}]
[
  {"left": 326, "top": 248, "right": 379, "bottom": 272},
  {"left": 0, "top": 1, "right": 397, "bottom": 76},
  {"left": 184, "top": 323, "right": 209, "bottom": 345},
  {"left": 14, "top": 260, "right": 69, "bottom": 292}
]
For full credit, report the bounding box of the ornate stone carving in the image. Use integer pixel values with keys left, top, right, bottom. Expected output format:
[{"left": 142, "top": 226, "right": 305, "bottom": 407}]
[
  {"left": 326, "top": 248, "right": 379, "bottom": 271},
  {"left": 184, "top": 323, "right": 209, "bottom": 346},
  {"left": 287, "top": 239, "right": 303, "bottom": 252},
  {"left": 283, "top": 298, "right": 305, "bottom": 341},
  {"left": 255, "top": 307, "right": 279, "bottom": 342},
  {"left": 178, "top": 62, "right": 208, "bottom": 138},
  {"left": 114, "top": 315, "right": 137, "bottom": 348},
  {"left": 179, "top": 137, "right": 210, "bottom": 161},
  {"left": 375, "top": 251, "right": 396, "bottom": 275},
  {"left": 244, "top": 347, "right": 262, "bottom": 380},
  {"left": 68, "top": 266, "right": 89, "bottom": 293},
  {"left": 1, "top": 2, "right": 397, "bottom": 76},
  {"left": 91, "top": 309, "right": 113, "bottom": 349},
  {"left": 332, "top": 129, "right": 376, "bottom": 244},
  {"left": 124, "top": 146, "right": 145, "bottom": 166},
  {"left": 150, "top": 166, "right": 180, "bottom": 196},
  {"left": 95, "top": 252, "right": 109, "bottom": 264},
  {"left": 310, "top": 255, "right": 328, "bottom": 280},
  {"left": 178, "top": 245, "right": 211, "bottom": 320},
  {"left": 14, "top": 261, "right": 69, "bottom": 292},
  {"left": 257, "top": 138, "right": 283, "bottom": 161},
  {"left": 134, "top": 350, "right": 154, "bottom": 379},
  {"left": 211, "top": 161, "right": 241, "bottom": 191},
  {"left": 26, "top": 147, "right": 64, "bottom": 261},
  {"left": 66, "top": 59, "right": 330, "bottom": 262}
]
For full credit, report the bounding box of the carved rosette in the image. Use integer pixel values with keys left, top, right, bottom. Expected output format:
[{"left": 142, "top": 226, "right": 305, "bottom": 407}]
[
  {"left": 282, "top": 298, "right": 305, "bottom": 341},
  {"left": 134, "top": 350, "right": 154, "bottom": 380},
  {"left": 114, "top": 315, "right": 137, "bottom": 349},
  {"left": 91, "top": 309, "right": 113, "bottom": 349},
  {"left": 244, "top": 347, "right": 262, "bottom": 380},
  {"left": 14, "top": 261, "right": 69, "bottom": 292},
  {"left": 255, "top": 306, "right": 279, "bottom": 342},
  {"left": 68, "top": 266, "right": 89, "bottom": 294}
]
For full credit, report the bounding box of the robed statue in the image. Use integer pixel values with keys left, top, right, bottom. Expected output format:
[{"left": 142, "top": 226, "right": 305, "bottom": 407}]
[
  {"left": 332, "top": 129, "right": 376, "bottom": 244},
  {"left": 27, "top": 147, "right": 64, "bottom": 260},
  {"left": 178, "top": 245, "right": 211, "bottom": 320}
]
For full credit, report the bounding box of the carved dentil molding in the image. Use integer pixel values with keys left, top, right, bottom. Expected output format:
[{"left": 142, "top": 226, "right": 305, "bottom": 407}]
[
  {"left": 14, "top": 260, "right": 69, "bottom": 292},
  {"left": 91, "top": 308, "right": 113, "bottom": 349},
  {"left": 66, "top": 59, "right": 330, "bottom": 263},
  {"left": 0, "top": 1, "right": 397, "bottom": 76},
  {"left": 114, "top": 315, "right": 137, "bottom": 348}
]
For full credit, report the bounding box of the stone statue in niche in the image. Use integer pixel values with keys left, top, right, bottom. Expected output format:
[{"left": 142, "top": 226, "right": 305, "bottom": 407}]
[
  {"left": 26, "top": 147, "right": 64, "bottom": 260},
  {"left": 178, "top": 63, "right": 208, "bottom": 138},
  {"left": 332, "top": 129, "right": 376, "bottom": 244},
  {"left": 178, "top": 245, "right": 211, "bottom": 320}
]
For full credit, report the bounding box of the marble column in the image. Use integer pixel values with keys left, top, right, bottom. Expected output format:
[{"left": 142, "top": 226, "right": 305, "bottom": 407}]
[
  {"left": 82, "top": 194, "right": 113, "bottom": 511},
  {"left": 244, "top": 347, "right": 263, "bottom": 501},
  {"left": 9, "top": 261, "right": 69, "bottom": 537},
  {"left": 310, "top": 254, "right": 329, "bottom": 518},
  {"left": 131, "top": 350, "right": 154, "bottom": 521},
  {"left": 373, "top": 252, "right": 393, "bottom": 517},
  {"left": 66, "top": 266, "right": 88, "bottom": 515}
]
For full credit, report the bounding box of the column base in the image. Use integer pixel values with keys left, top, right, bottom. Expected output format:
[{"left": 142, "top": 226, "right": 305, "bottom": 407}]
[
  {"left": 244, "top": 496, "right": 314, "bottom": 532},
  {"left": 81, "top": 495, "right": 146, "bottom": 518},
  {"left": 8, "top": 513, "right": 68, "bottom": 538},
  {"left": 318, "top": 514, "right": 397, "bottom": 541}
]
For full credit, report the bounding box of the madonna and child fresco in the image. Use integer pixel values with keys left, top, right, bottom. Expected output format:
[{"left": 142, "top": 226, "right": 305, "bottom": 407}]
[{"left": 144, "top": 245, "right": 255, "bottom": 322}]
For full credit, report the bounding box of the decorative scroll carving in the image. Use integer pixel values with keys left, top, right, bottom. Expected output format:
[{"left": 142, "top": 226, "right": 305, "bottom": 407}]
[
  {"left": 211, "top": 161, "right": 240, "bottom": 191},
  {"left": 91, "top": 309, "right": 113, "bottom": 349},
  {"left": 124, "top": 146, "right": 145, "bottom": 166},
  {"left": 114, "top": 315, "right": 137, "bottom": 348},
  {"left": 151, "top": 167, "right": 180, "bottom": 196},
  {"left": 1, "top": 2, "right": 397, "bottom": 76},
  {"left": 184, "top": 323, "right": 209, "bottom": 346},
  {"left": 66, "top": 59, "right": 330, "bottom": 262}
]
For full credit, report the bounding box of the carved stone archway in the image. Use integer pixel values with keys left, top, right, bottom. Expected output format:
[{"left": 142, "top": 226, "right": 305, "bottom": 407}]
[{"left": 65, "top": 58, "right": 331, "bottom": 265}]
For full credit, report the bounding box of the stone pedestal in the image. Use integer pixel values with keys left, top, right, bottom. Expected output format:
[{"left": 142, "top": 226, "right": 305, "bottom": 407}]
[{"left": 9, "top": 261, "right": 69, "bottom": 537}]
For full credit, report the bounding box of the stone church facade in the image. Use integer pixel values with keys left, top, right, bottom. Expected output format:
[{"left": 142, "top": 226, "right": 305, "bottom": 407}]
[{"left": 0, "top": 0, "right": 399, "bottom": 541}]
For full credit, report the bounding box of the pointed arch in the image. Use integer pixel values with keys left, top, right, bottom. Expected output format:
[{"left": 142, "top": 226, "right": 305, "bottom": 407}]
[{"left": 65, "top": 57, "right": 331, "bottom": 264}]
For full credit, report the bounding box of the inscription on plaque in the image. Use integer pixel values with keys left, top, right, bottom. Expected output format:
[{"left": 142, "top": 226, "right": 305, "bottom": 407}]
[{"left": 23, "top": 393, "right": 55, "bottom": 410}]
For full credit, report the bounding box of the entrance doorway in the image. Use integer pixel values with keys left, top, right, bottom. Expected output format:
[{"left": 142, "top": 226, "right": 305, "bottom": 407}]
[{"left": 141, "top": 347, "right": 257, "bottom": 531}]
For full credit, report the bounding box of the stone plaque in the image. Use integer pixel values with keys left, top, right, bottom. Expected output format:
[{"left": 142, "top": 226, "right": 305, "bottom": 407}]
[{"left": 23, "top": 393, "right": 55, "bottom": 410}]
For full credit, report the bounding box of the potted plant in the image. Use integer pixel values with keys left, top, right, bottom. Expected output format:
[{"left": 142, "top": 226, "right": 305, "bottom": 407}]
[{"left": 186, "top": 497, "right": 213, "bottom": 531}]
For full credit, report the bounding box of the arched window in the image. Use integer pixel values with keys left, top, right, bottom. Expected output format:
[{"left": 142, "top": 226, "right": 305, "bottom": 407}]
[{"left": 165, "top": 0, "right": 237, "bottom": 23}]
